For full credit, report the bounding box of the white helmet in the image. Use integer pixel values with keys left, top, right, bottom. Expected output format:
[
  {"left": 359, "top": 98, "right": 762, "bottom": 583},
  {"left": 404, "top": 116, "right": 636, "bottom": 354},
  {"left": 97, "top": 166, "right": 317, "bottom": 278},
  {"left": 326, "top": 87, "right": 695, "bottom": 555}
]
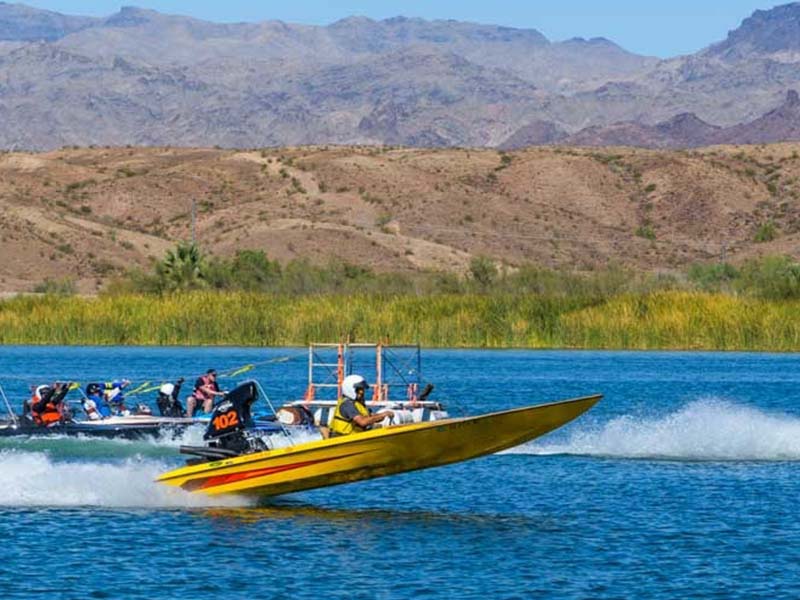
[
  {"left": 160, "top": 383, "right": 175, "bottom": 396},
  {"left": 341, "top": 374, "right": 368, "bottom": 401}
]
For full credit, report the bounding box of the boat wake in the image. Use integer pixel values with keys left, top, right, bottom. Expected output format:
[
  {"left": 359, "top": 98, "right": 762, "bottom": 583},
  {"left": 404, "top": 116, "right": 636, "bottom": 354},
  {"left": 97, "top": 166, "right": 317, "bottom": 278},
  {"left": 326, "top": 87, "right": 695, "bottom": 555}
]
[
  {"left": 509, "top": 399, "right": 800, "bottom": 461},
  {"left": 0, "top": 427, "right": 323, "bottom": 508},
  {"left": 0, "top": 424, "right": 208, "bottom": 459},
  {"left": 0, "top": 450, "right": 252, "bottom": 508},
  {"left": 0, "top": 426, "right": 322, "bottom": 460}
]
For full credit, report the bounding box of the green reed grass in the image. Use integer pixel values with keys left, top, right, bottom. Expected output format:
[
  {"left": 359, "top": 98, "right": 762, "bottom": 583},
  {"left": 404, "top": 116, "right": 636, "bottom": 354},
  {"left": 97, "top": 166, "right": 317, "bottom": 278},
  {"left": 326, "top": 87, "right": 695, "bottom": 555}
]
[
  {"left": 0, "top": 291, "right": 799, "bottom": 350},
  {"left": 559, "top": 291, "right": 800, "bottom": 351}
]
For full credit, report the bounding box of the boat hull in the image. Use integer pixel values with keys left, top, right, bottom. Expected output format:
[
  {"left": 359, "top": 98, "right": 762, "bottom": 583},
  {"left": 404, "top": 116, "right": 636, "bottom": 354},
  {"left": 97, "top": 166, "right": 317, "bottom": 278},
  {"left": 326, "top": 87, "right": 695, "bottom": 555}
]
[
  {"left": 157, "top": 394, "right": 601, "bottom": 497},
  {"left": 0, "top": 415, "right": 204, "bottom": 439}
]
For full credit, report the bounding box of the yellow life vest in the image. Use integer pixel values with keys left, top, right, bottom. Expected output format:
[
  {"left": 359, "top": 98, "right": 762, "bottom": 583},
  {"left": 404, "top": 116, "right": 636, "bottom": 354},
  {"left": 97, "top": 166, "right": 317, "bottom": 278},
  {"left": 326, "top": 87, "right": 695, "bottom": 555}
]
[{"left": 330, "top": 398, "right": 370, "bottom": 437}]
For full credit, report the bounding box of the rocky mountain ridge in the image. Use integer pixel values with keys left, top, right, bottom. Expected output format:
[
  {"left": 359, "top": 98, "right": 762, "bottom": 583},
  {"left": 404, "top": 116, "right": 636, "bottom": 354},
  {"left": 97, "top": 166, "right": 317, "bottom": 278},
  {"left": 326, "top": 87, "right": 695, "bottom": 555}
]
[
  {"left": 501, "top": 91, "right": 800, "bottom": 149},
  {"left": 0, "top": 3, "right": 800, "bottom": 148}
]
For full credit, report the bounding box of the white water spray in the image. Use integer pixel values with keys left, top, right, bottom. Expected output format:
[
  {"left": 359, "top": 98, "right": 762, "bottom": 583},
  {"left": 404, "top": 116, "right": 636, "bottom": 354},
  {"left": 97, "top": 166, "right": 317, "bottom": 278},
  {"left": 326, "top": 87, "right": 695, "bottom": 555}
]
[
  {"left": 0, "top": 426, "right": 322, "bottom": 508},
  {"left": 510, "top": 399, "right": 800, "bottom": 461},
  {"left": 0, "top": 450, "right": 252, "bottom": 508}
]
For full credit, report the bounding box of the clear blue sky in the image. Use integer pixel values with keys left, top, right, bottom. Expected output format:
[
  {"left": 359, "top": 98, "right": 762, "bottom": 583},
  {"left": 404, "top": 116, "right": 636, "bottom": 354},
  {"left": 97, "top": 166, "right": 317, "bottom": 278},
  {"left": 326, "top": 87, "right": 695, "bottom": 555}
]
[{"left": 22, "top": 0, "right": 788, "bottom": 57}]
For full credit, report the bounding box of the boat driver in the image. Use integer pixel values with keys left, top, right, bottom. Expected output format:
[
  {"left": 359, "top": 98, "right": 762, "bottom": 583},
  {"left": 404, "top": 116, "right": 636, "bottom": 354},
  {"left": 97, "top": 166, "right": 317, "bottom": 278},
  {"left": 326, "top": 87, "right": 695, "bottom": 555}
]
[
  {"left": 187, "top": 369, "right": 226, "bottom": 417},
  {"left": 329, "top": 374, "right": 394, "bottom": 437}
]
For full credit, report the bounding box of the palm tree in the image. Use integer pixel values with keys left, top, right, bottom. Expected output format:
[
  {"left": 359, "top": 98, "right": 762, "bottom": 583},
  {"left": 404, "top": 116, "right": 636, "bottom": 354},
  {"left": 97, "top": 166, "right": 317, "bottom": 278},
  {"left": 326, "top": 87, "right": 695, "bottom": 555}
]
[{"left": 156, "top": 242, "right": 208, "bottom": 292}]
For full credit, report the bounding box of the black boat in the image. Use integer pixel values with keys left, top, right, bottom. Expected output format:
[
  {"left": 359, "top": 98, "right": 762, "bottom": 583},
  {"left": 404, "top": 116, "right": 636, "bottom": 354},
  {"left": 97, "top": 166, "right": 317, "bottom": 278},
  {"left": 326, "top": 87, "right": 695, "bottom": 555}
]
[
  {"left": 0, "top": 382, "right": 208, "bottom": 439},
  {"left": 0, "top": 382, "right": 301, "bottom": 440},
  {"left": 0, "top": 412, "right": 207, "bottom": 439}
]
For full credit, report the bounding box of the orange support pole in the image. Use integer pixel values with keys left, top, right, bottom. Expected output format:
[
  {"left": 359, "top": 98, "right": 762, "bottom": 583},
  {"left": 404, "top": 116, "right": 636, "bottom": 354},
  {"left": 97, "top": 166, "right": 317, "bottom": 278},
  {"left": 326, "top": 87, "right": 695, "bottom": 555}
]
[
  {"left": 304, "top": 385, "right": 315, "bottom": 402},
  {"left": 337, "top": 343, "right": 344, "bottom": 399},
  {"left": 375, "top": 343, "right": 383, "bottom": 402}
]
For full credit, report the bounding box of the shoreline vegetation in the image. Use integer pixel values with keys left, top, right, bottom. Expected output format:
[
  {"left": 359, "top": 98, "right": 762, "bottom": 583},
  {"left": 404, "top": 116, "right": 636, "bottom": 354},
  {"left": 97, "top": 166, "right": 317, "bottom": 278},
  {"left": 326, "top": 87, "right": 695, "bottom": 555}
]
[
  {"left": 1, "top": 290, "right": 799, "bottom": 350},
  {"left": 4, "top": 244, "right": 800, "bottom": 350}
]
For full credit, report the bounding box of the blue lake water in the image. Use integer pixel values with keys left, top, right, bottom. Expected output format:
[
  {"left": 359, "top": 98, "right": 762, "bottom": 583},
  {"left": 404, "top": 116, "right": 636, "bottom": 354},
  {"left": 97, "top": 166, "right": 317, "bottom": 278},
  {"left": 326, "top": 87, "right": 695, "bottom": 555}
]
[{"left": 2, "top": 346, "right": 800, "bottom": 599}]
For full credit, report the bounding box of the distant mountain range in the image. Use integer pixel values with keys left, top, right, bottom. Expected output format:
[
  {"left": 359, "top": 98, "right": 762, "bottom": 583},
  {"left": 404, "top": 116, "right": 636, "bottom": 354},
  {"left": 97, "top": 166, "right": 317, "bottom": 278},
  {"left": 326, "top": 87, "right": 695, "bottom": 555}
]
[
  {"left": 3, "top": 2, "right": 800, "bottom": 149},
  {"left": 500, "top": 90, "right": 800, "bottom": 149}
]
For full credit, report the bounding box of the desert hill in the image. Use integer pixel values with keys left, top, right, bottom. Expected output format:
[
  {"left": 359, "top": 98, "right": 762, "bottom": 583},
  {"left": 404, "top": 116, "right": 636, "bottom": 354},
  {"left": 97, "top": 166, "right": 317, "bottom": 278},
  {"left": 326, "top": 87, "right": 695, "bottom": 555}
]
[{"left": 1, "top": 144, "right": 799, "bottom": 293}]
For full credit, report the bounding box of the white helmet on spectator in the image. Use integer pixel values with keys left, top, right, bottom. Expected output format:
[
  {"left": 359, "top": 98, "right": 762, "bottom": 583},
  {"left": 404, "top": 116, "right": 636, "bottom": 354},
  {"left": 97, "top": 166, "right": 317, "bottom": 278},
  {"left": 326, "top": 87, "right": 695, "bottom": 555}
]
[
  {"left": 160, "top": 383, "right": 175, "bottom": 396},
  {"left": 341, "top": 374, "right": 368, "bottom": 401}
]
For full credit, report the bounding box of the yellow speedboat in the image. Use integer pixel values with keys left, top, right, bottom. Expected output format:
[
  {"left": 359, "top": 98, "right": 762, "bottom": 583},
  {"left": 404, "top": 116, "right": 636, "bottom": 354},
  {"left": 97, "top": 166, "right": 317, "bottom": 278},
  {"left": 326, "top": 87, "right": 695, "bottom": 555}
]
[{"left": 157, "top": 394, "right": 601, "bottom": 498}]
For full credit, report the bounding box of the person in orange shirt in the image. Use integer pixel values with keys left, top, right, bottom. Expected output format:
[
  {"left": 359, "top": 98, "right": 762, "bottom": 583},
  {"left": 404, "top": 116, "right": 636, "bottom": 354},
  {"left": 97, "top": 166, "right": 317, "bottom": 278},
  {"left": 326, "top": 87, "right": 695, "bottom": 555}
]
[{"left": 30, "top": 382, "right": 71, "bottom": 426}]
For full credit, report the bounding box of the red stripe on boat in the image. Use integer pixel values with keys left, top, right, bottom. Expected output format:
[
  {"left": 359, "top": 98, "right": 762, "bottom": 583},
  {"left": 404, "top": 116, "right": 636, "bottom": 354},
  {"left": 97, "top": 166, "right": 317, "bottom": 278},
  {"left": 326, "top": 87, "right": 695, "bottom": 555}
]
[{"left": 184, "top": 451, "right": 368, "bottom": 491}]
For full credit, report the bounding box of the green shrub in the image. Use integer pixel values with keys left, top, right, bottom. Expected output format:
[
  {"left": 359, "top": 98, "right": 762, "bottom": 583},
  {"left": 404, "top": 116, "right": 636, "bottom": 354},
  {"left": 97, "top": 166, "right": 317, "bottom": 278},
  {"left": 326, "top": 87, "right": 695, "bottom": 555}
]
[
  {"left": 738, "top": 255, "right": 800, "bottom": 299},
  {"left": 754, "top": 221, "right": 778, "bottom": 242},
  {"left": 32, "top": 278, "right": 76, "bottom": 296},
  {"left": 375, "top": 214, "right": 392, "bottom": 227},
  {"left": 687, "top": 262, "right": 739, "bottom": 292},
  {"left": 635, "top": 225, "right": 656, "bottom": 240},
  {"left": 206, "top": 249, "right": 282, "bottom": 291},
  {"left": 469, "top": 256, "right": 497, "bottom": 288}
]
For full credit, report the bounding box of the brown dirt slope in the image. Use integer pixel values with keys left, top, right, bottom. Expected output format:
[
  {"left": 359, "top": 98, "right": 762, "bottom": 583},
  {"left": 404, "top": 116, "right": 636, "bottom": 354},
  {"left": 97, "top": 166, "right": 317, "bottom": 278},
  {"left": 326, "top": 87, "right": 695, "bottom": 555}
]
[{"left": 0, "top": 144, "right": 799, "bottom": 293}]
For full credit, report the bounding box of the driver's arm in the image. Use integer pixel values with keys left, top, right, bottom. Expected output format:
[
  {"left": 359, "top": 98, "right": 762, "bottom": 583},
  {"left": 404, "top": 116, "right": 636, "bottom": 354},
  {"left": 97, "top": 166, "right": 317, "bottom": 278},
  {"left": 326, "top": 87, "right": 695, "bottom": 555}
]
[
  {"left": 202, "top": 383, "right": 225, "bottom": 397},
  {"left": 352, "top": 411, "right": 393, "bottom": 428}
]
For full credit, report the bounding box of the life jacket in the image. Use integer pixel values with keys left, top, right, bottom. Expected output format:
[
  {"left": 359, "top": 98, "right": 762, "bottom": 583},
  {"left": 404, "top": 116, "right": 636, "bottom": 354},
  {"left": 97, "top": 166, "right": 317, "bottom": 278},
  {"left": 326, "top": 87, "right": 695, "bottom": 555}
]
[
  {"left": 27, "top": 385, "right": 48, "bottom": 414},
  {"left": 32, "top": 400, "right": 62, "bottom": 426},
  {"left": 26, "top": 391, "right": 41, "bottom": 416},
  {"left": 193, "top": 375, "right": 215, "bottom": 401},
  {"left": 330, "top": 398, "right": 369, "bottom": 437},
  {"left": 103, "top": 383, "right": 131, "bottom": 416},
  {"left": 104, "top": 383, "right": 123, "bottom": 404}
]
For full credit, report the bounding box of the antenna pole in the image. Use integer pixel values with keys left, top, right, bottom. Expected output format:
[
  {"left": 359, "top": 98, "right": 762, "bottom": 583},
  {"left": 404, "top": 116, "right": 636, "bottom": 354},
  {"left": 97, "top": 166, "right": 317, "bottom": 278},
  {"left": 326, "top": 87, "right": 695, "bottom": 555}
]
[{"left": 191, "top": 199, "right": 196, "bottom": 245}]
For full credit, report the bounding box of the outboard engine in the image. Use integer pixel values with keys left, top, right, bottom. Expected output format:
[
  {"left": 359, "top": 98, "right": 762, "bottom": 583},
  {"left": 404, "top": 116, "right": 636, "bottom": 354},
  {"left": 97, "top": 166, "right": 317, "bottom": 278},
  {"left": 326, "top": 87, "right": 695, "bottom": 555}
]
[{"left": 201, "top": 381, "right": 265, "bottom": 457}]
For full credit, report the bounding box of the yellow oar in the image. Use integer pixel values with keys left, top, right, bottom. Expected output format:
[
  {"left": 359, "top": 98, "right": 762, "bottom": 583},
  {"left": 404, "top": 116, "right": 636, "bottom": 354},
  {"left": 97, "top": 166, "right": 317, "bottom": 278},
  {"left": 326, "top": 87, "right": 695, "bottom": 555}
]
[
  {"left": 216, "top": 354, "right": 297, "bottom": 379},
  {"left": 224, "top": 364, "right": 254, "bottom": 378},
  {"left": 125, "top": 381, "right": 153, "bottom": 396},
  {"left": 136, "top": 384, "right": 164, "bottom": 395}
]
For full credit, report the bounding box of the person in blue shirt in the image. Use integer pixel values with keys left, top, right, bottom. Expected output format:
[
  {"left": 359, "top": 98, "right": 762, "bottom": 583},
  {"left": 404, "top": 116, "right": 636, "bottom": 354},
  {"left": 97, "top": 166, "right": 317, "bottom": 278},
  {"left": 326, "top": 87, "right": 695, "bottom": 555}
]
[
  {"left": 83, "top": 379, "right": 131, "bottom": 419},
  {"left": 83, "top": 382, "right": 110, "bottom": 419}
]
